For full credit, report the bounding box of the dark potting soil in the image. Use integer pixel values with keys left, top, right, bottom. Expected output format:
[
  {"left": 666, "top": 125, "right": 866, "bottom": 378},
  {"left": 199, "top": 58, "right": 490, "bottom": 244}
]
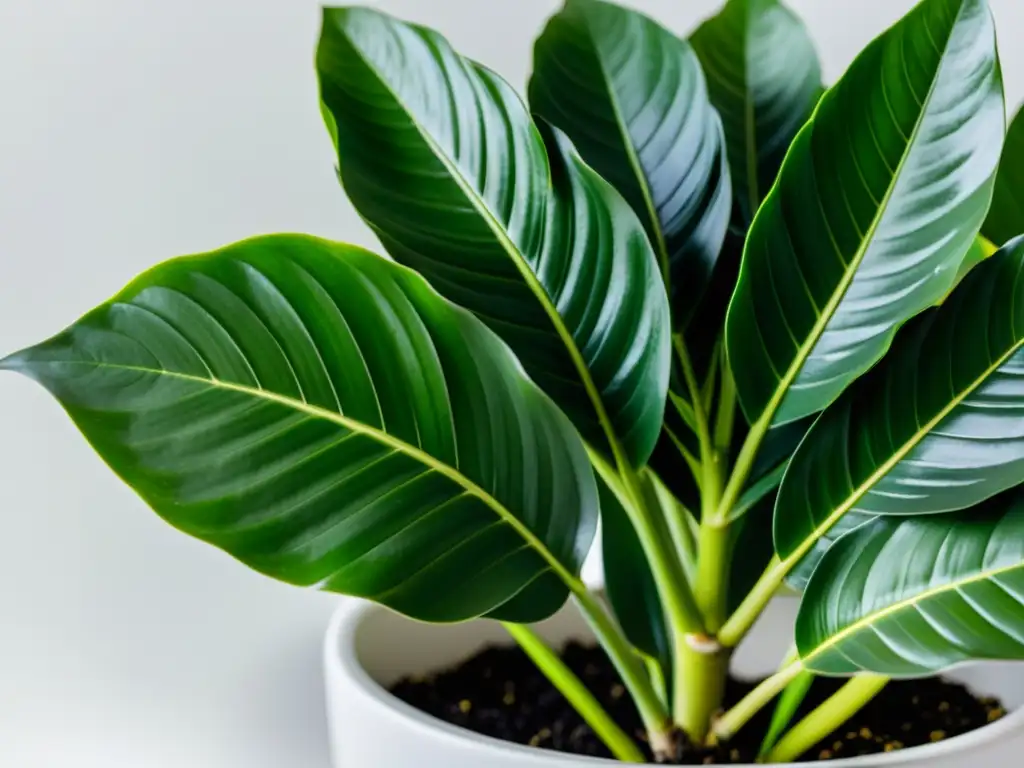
[{"left": 390, "top": 642, "right": 1007, "bottom": 764}]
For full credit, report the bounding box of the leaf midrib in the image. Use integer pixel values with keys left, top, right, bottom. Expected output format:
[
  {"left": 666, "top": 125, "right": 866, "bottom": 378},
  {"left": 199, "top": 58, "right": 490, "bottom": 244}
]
[
  {"left": 336, "top": 26, "right": 630, "bottom": 469},
  {"left": 48, "top": 358, "right": 582, "bottom": 589},
  {"left": 578, "top": 10, "right": 672, "bottom": 284},
  {"left": 749, "top": 1, "right": 964, "bottom": 432},
  {"left": 782, "top": 333, "right": 1024, "bottom": 569},
  {"left": 802, "top": 555, "right": 1023, "bottom": 668}
]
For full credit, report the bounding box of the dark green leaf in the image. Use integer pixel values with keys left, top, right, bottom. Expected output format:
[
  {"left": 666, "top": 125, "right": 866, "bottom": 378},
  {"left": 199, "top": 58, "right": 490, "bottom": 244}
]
[
  {"left": 600, "top": 473, "right": 671, "bottom": 673},
  {"left": 786, "top": 512, "right": 877, "bottom": 592},
  {"left": 683, "top": 228, "right": 744, "bottom": 387},
  {"left": 600, "top": 464, "right": 697, "bottom": 678},
  {"left": 529, "top": 0, "right": 731, "bottom": 326},
  {"left": 727, "top": 491, "right": 777, "bottom": 614},
  {"left": 776, "top": 238, "right": 1024, "bottom": 572},
  {"left": 798, "top": 489, "right": 1024, "bottom": 675},
  {"left": 0, "top": 235, "right": 598, "bottom": 624},
  {"left": 726, "top": 0, "right": 1004, "bottom": 429},
  {"left": 690, "top": 0, "right": 822, "bottom": 225},
  {"left": 317, "top": 7, "right": 670, "bottom": 467},
  {"left": 983, "top": 104, "right": 1024, "bottom": 246}
]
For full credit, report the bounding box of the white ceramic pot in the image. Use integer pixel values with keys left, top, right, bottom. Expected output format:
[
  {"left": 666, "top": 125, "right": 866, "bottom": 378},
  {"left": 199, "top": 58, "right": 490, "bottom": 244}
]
[{"left": 323, "top": 597, "right": 1024, "bottom": 766}]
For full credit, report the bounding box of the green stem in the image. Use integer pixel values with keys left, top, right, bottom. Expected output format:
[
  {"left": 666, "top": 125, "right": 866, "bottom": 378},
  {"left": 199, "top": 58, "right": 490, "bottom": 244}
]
[
  {"left": 718, "top": 555, "right": 786, "bottom": 648},
  {"left": 673, "top": 334, "right": 713, "bottom": 461},
  {"left": 591, "top": 451, "right": 704, "bottom": 638},
  {"left": 571, "top": 589, "right": 675, "bottom": 760},
  {"left": 503, "top": 623, "right": 646, "bottom": 763},
  {"left": 676, "top": 333, "right": 731, "bottom": 633},
  {"left": 694, "top": 521, "right": 730, "bottom": 633},
  {"left": 714, "top": 410, "right": 773, "bottom": 525},
  {"left": 673, "top": 637, "right": 730, "bottom": 746},
  {"left": 765, "top": 676, "right": 889, "bottom": 763},
  {"left": 713, "top": 361, "right": 737, "bottom": 455},
  {"left": 710, "top": 661, "right": 804, "bottom": 744}
]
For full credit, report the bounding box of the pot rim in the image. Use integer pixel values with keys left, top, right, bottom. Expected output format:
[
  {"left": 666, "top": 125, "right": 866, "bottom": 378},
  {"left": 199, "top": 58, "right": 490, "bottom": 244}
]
[{"left": 324, "top": 599, "right": 1024, "bottom": 766}]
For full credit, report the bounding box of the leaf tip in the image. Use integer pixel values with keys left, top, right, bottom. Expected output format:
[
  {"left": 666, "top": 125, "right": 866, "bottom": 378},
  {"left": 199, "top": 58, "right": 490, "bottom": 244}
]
[{"left": 0, "top": 349, "right": 26, "bottom": 374}]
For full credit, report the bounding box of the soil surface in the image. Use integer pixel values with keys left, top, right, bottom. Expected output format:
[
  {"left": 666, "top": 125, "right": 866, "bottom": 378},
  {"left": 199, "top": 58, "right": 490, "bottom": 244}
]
[{"left": 390, "top": 642, "right": 1007, "bottom": 764}]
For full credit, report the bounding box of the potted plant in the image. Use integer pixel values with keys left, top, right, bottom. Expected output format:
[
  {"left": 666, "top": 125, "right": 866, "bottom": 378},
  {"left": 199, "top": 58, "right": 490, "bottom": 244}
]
[{"left": 5, "top": 0, "right": 1024, "bottom": 763}]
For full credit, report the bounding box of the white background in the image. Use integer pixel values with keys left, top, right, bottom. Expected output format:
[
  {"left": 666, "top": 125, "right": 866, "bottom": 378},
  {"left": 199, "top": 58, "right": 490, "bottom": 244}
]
[{"left": 1, "top": 1, "right": 1022, "bottom": 766}]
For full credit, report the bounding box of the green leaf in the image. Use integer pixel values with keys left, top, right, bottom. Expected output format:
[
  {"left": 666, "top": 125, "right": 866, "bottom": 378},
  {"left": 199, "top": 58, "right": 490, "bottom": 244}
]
[
  {"left": 776, "top": 238, "right": 1024, "bottom": 569},
  {"left": 0, "top": 235, "right": 598, "bottom": 624},
  {"left": 797, "top": 489, "right": 1024, "bottom": 676},
  {"left": 601, "top": 467, "right": 697, "bottom": 678},
  {"left": 952, "top": 234, "right": 998, "bottom": 286},
  {"left": 690, "top": 0, "right": 823, "bottom": 226},
  {"left": 727, "top": 491, "right": 777, "bottom": 613},
  {"left": 726, "top": 0, "right": 1004, "bottom": 430},
  {"left": 317, "top": 7, "right": 671, "bottom": 468},
  {"left": 984, "top": 104, "right": 1024, "bottom": 246},
  {"left": 600, "top": 474, "right": 670, "bottom": 675},
  {"left": 529, "top": 0, "right": 731, "bottom": 326},
  {"left": 786, "top": 512, "right": 877, "bottom": 592}
]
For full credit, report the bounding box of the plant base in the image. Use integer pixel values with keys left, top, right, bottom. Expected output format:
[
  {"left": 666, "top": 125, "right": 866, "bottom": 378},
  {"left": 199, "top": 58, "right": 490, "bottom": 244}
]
[{"left": 391, "top": 643, "right": 1005, "bottom": 764}]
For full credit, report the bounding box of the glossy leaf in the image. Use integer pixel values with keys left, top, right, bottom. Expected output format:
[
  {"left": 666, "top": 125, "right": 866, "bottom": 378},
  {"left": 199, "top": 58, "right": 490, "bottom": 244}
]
[
  {"left": 776, "top": 238, "right": 1024, "bottom": 567},
  {"left": 317, "top": 7, "right": 670, "bottom": 467},
  {"left": 0, "top": 236, "right": 598, "bottom": 624},
  {"left": 529, "top": 0, "right": 731, "bottom": 326},
  {"left": 798, "top": 490, "right": 1024, "bottom": 676},
  {"left": 690, "top": 0, "right": 823, "bottom": 225},
  {"left": 726, "top": 0, "right": 1004, "bottom": 429},
  {"left": 786, "top": 512, "right": 877, "bottom": 592},
  {"left": 983, "top": 104, "right": 1024, "bottom": 246}
]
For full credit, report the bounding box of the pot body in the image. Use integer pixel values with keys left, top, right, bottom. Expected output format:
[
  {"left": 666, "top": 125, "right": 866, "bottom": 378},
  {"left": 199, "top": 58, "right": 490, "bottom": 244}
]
[{"left": 324, "top": 597, "right": 1024, "bottom": 766}]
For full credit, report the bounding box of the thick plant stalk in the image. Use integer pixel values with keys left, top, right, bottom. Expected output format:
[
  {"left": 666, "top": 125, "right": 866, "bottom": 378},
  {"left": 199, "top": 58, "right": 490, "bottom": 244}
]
[
  {"left": 674, "top": 637, "right": 730, "bottom": 745},
  {"left": 694, "top": 521, "right": 730, "bottom": 633},
  {"left": 504, "top": 623, "right": 646, "bottom": 763},
  {"left": 764, "top": 676, "right": 889, "bottom": 763},
  {"left": 709, "top": 661, "right": 804, "bottom": 744},
  {"left": 672, "top": 334, "right": 734, "bottom": 739}
]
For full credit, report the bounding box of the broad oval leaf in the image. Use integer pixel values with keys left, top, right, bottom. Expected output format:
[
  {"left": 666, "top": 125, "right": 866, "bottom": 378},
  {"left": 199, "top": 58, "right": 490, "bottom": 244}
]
[
  {"left": 529, "top": 0, "right": 731, "bottom": 326},
  {"left": 0, "top": 235, "right": 598, "bottom": 624},
  {"left": 983, "top": 104, "right": 1024, "bottom": 246},
  {"left": 776, "top": 238, "right": 1024, "bottom": 566},
  {"left": 797, "top": 490, "right": 1024, "bottom": 676},
  {"left": 690, "top": 0, "right": 822, "bottom": 226},
  {"left": 317, "top": 7, "right": 671, "bottom": 467},
  {"left": 726, "top": 0, "right": 1004, "bottom": 429}
]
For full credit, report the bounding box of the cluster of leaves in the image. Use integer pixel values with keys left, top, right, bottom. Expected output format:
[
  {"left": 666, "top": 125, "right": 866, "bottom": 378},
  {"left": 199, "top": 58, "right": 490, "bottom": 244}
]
[{"left": 5, "top": 0, "right": 1024, "bottom": 761}]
